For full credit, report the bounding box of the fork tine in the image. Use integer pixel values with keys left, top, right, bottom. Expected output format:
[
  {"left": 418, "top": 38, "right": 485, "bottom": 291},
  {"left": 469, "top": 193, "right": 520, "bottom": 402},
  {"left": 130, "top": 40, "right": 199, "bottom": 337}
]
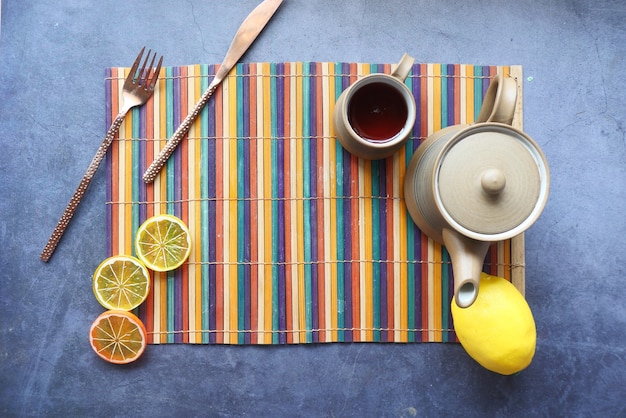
[
  {"left": 137, "top": 49, "right": 152, "bottom": 85},
  {"left": 128, "top": 47, "right": 145, "bottom": 83},
  {"left": 141, "top": 52, "right": 156, "bottom": 88},
  {"left": 148, "top": 55, "right": 164, "bottom": 91}
]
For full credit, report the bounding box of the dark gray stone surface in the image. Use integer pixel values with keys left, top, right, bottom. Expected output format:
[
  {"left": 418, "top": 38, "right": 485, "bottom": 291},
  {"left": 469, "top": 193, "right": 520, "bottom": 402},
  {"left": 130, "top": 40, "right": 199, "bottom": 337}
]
[{"left": 1, "top": 0, "right": 624, "bottom": 416}]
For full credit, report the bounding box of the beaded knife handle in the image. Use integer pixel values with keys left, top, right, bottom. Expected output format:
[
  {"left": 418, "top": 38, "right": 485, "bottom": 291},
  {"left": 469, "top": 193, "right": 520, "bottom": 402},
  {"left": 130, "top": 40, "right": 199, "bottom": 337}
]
[
  {"left": 142, "top": 0, "right": 283, "bottom": 184},
  {"left": 142, "top": 81, "right": 218, "bottom": 183}
]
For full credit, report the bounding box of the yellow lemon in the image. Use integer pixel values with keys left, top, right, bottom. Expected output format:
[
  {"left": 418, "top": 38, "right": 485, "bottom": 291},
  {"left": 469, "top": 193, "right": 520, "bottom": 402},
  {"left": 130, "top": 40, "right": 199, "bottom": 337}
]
[
  {"left": 135, "top": 214, "right": 191, "bottom": 272},
  {"left": 92, "top": 255, "right": 150, "bottom": 311},
  {"left": 451, "top": 273, "right": 536, "bottom": 375}
]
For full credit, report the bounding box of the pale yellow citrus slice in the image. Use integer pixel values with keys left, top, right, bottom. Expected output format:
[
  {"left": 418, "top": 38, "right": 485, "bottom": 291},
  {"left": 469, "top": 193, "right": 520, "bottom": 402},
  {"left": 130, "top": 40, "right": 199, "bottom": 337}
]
[
  {"left": 89, "top": 310, "right": 148, "bottom": 364},
  {"left": 92, "top": 255, "right": 150, "bottom": 311},
  {"left": 134, "top": 214, "right": 191, "bottom": 272}
]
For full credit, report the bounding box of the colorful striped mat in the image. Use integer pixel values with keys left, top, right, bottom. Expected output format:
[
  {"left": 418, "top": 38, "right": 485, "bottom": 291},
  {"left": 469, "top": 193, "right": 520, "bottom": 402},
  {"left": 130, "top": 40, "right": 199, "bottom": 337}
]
[{"left": 105, "top": 62, "right": 524, "bottom": 345}]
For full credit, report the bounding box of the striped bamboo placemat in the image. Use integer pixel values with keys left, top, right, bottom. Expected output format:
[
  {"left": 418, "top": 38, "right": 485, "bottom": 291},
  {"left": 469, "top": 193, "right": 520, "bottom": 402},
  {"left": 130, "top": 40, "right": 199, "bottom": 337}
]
[{"left": 105, "top": 62, "right": 524, "bottom": 344}]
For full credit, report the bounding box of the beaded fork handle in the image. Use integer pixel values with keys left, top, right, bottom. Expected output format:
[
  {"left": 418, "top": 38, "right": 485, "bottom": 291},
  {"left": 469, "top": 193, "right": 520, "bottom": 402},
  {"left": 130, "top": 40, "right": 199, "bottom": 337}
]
[{"left": 40, "top": 114, "right": 126, "bottom": 262}]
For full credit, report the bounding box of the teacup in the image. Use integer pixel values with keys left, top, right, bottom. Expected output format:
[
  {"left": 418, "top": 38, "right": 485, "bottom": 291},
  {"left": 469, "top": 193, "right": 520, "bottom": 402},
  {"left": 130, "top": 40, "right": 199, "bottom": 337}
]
[{"left": 333, "top": 53, "right": 416, "bottom": 160}]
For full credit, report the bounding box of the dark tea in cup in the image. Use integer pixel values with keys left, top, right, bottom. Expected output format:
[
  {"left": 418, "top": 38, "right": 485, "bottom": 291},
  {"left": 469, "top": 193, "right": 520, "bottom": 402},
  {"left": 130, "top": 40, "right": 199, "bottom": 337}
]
[
  {"left": 332, "top": 53, "right": 416, "bottom": 160},
  {"left": 348, "top": 81, "right": 408, "bottom": 142}
]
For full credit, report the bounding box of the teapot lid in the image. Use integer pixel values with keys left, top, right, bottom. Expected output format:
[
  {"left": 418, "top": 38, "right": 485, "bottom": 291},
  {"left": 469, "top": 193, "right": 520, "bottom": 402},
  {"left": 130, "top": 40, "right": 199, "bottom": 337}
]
[{"left": 435, "top": 123, "right": 549, "bottom": 241}]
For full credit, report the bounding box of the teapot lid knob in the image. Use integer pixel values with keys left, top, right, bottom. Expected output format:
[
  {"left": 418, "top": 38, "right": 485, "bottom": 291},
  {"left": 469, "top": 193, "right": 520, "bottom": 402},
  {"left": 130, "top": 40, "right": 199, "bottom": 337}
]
[{"left": 481, "top": 168, "right": 506, "bottom": 195}]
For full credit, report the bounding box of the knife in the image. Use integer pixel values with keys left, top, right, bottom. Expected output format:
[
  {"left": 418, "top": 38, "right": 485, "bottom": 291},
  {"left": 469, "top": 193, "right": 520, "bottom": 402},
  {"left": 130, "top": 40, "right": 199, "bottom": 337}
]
[{"left": 142, "top": 0, "right": 284, "bottom": 183}]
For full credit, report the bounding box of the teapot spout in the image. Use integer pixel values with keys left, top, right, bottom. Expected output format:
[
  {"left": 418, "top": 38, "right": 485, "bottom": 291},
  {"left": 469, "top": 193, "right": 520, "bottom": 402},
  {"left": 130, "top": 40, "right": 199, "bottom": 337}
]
[{"left": 442, "top": 228, "right": 491, "bottom": 308}]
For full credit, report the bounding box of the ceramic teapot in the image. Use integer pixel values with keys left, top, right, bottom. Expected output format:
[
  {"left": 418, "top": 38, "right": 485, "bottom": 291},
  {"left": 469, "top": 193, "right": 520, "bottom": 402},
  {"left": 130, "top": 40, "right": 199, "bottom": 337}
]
[{"left": 403, "top": 74, "right": 550, "bottom": 308}]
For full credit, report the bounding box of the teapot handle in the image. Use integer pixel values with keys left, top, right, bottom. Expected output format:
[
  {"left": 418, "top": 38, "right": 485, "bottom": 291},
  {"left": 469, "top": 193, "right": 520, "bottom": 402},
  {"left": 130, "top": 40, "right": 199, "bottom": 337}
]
[{"left": 475, "top": 74, "right": 518, "bottom": 125}]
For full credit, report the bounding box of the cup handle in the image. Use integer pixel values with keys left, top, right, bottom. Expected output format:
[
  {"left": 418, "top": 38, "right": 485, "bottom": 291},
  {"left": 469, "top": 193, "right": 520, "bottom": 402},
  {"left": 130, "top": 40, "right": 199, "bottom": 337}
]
[
  {"left": 475, "top": 74, "right": 518, "bottom": 125},
  {"left": 391, "top": 53, "right": 415, "bottom": 82}
]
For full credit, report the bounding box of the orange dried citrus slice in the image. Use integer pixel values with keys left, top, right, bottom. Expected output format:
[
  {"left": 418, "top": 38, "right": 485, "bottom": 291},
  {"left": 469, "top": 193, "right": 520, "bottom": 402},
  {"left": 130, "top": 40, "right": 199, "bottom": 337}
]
[
  {"left": 92, "top": 255, "right": 150, "bottom": 311},
  {"left": 89, "top": 310, "right": 147, "bottom": 364},
  {"left": 134, "top": 214, "right": 191, "bottom": 272}
]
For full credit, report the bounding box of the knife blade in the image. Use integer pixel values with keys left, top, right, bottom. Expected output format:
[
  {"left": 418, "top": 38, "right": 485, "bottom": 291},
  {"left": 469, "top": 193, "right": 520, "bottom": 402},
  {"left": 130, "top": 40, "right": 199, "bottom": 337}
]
[{"left": 142, "top": 0, "right": 283, "bottom": 183}]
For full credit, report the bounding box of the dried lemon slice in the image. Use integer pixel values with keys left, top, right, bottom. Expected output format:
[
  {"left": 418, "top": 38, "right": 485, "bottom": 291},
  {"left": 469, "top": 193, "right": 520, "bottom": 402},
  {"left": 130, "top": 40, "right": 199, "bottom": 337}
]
[
  {"left": 92, "top": 255, "right": 150, "bottom": 311},
  {"left": 89, "top": 310, "right": 148, "bottom": 364},
  {"left": 134, "top": 214, "right": 191, "bottom": 272}
]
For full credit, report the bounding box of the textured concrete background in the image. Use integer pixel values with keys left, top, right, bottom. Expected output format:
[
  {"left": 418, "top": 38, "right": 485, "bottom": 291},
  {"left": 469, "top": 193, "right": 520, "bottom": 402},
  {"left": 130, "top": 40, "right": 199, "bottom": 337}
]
[{"left": 1, "top": 0, "right": 624, "bottom": 416}]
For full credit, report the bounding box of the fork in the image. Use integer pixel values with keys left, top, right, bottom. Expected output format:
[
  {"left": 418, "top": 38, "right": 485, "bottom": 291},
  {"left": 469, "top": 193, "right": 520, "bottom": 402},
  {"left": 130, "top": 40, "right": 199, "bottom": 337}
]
[{"left": 40, "top": 47, "right": 163, "bottom": 262}]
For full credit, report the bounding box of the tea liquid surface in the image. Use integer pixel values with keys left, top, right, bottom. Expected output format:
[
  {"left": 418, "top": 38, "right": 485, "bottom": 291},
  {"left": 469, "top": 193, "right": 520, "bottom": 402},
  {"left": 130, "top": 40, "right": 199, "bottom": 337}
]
[{"left": 348, "top": 82, "right": 408, "bottom": 142}]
